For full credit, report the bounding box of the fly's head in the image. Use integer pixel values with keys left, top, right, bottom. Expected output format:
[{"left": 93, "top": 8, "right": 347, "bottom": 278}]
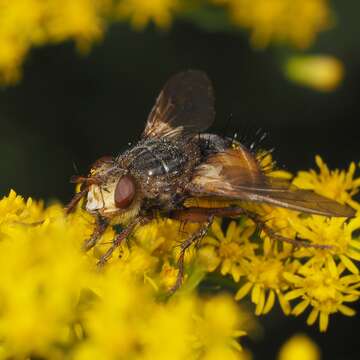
[{"left": 67, "top": 156, "right": 142, "bottom": 224}]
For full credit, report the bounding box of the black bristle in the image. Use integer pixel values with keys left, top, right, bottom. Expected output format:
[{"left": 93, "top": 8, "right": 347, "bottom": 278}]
[{"left": 72, "top": 161, "right": 79, "bottom": 175}]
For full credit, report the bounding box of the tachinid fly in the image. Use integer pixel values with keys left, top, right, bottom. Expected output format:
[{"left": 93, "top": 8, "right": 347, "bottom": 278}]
[{"left": 67, "top": 70, "right": 355, "bottom": 292}]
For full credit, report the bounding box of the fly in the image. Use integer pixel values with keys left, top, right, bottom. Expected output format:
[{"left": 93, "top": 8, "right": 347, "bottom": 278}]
[{"left": 66, "top": 70, "right": 355, "bottom": 292}]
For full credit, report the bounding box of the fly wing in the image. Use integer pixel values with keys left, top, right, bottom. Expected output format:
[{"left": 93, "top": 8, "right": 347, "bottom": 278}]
[
  {"left": 143, "top": 70, "right": 215, "bottom": 139},
  {"left": 189, "top": 147, "right": 355, "bottom": 217}
]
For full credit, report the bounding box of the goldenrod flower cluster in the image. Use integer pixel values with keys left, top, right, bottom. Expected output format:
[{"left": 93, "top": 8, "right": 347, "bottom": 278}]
[
  {"left": 0, "top": 0, "right": 333, "bottom": 84},
  {"left": 197, "top": 156, "right": 360, "bottom": 332},
  {"left": 214, "top": 0, "right": 331, "bottom": 49},
  {"left": 0, "top": 156, "right": 358, "bottom": 360},
  {"left": 0, "top": 0, "right": 171, "bottom": 83},
  {"left": 0, "top": 190, "right": 247, "bottom": 359},
  {"left": 0, "top": 156, "right": 357, "bottom": 357}
]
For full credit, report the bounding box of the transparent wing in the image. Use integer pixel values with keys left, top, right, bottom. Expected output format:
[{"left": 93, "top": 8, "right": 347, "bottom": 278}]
[
  {"left": 190, "top": 147, "right": 355, "bottom": 217},
  {"left": 143, "top": 70, "right": 215, "bottom": 139}
]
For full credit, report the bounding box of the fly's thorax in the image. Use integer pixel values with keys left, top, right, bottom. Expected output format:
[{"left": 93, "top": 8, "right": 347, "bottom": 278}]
[
  {"left": 118, "top": 138, "right": 201, "bottom": 198},
  {"left": 126, "top": 138, "right": 196, "bottom": 177}
]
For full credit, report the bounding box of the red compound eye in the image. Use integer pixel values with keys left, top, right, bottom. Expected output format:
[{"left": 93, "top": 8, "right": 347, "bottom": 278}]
[{"left": 114, "top": 175, "right": 136, "bottom": 208}]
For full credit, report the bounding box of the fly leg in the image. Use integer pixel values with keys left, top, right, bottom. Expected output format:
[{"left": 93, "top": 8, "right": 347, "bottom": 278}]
[
  {"left": 82, "top": 214, "right": 108, "bottom": 251},
  {"left": 170, "top": 220, "right": 213, "bottom": 294},
  {"left": 169, "top": 209, "right": 214, "bottom": 294},
  {"left": 182, "top": 207, "right": 330, "bottom": 249},
  {"left": 245, "top": 211, "right": 330, "bottom": 249},
  {"left": 97, "top": 217, "right": 151, "bottom": 268},
  {"left": 65, "top": 187, "right": 89, "bottom": 214}
]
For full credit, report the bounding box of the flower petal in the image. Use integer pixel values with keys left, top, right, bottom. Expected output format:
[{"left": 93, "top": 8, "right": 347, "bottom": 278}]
[
  {"left": 338, "top": 304, "right": 356, "bottom": 316},
  {"left": 319, "top": 312, "right": 329, "bottom": 332},
  {"left": 292, "top": 299, "right": 310, "bottom": 316},
  {"left": 251, "top": 283, "right": 261, "bottom": 304},
  {"left": 340, "top": 255, "right": 359, "bottom": 274},
  {"left": 284, "top": 289, "right": 305, "bottom": 301},
  {"left": 255, "top": 289, "right": 266, "bottom": 315},
  {"left": 263, "top": 290, "right": 275, "bottom": 314},
  {"left": 277, "top": 291, "right": 291, "bottom": 315},
  {"left": 307, "top": 309, "right": 319, "bottom": 326},
  {"left": 235, "top": 282, "right": 253, "bottom": 301},
  {"left": 326, "top": 256, "right": 338, "bottom": 278}
]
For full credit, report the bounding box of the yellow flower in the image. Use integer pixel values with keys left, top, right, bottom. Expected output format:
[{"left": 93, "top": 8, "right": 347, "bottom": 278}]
[
  {"left": 134, "top": 217, "right": 190, "bottom": 257},
  {"left": 0, "top": 202, "right": 92, "bottom": 357},
  {"left": 285, "top": 55, "right": 344, "bottom": 91},
  {"left": 0, "top": 0, "right": 110, "bottom": 83},
  {"left": 158, "top": 261, "right": 179, "bottom": 291},
  {"left": 0, "top": 0, "right": 46, "bottom": 82},
  {"left": 0, "top": 0, "right": 338, "bottom": 84},
  {"left": 195, "top": 296, "right": 248, "bottom": 359},
  {"left": 46, "top": 0, "right": 108, "bottom": 51},
  {"left": 214, "top": 0, "right": 331, "bottom": 48},
  {"left": 293, "top": 155, "right": 360, "bottom": 210},
  {"left": 242, "top": 201, "right": 300, "bottom": 244},
  {"left": 0, "top": 190, "right": 43, "bottom": 224},
  {"left": 200, "top": 219, "right": 257, "bottom": 282},
  {"left": 278, "top": 334, "right": 320, "bottom": 360},
  {"left": 116, "top": 0, "right": 179, "bottom": 29},
  {"left": 284, "top": 262, "right": 360, "bottom": 332},
  {"left": 289, "top": 214, "right": 360, "bottom": 274},
  {"left": 0, "top": 39, "right": 26, "bottom": 83},
  {"left": 0, "top": 191, "right": 248, "bottom": 359},
  {"left": 235, "top": 251, "right": 297, "bottom": 316},
  {"left": 259, "top": 151, "right": 292, "bottom": 180},
  {"left": 1, "top": 155, "right": 360, "bottom": 347},
  {"left": 76, "top": 267, "right": 246, "bottom": 360}
]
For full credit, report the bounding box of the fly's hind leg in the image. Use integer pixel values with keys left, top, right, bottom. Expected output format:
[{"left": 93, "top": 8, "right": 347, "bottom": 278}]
[
  {"left": 169, "top": 210, "right": 214, "bottom": 294},
  {"left": 183, "top": 207, "right": 330, "bottom": 250}
]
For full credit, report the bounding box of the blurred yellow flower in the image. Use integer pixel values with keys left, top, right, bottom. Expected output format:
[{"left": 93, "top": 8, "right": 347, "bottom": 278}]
[
  {"left": 285, "top": 55, "right": 344, "bottom": 91},
  {"left": 116, "top": 0, "right": 179, "bottom": 29},
  {"left": 0, "top": 0, "right": 110, "bottom": 82},
  {"left": 45, "top": 0, "right": 108, "bottom": 51},
  {"left": 278, "top": 334, "right": 320, "bottom": 360},
  {"left": 0, "top": 190, "right": 247, "bottom": 359},
  {"left": 0, "top": 0, "right": 181, "bottom": 82},
  {"left": 214, "top": 0, "right": 331, "bottom": 48},
  {"left": 0, "top": 0, "right": 339, "bottom": 84}
]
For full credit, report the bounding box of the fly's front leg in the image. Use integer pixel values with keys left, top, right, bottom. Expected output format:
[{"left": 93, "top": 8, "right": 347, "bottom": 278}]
[
  {"left": 97, "top": 216, "right": 151, "bottom": 268},
  {"left": 65, "top": 187, "right": 89, "bottom": 214},
  {"left": 82, "top": 214, "right": 108, "bottom": 251}
]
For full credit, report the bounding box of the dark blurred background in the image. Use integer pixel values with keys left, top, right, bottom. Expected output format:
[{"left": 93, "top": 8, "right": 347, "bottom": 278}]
[{"left": 0, "top": 2, "right": 359, "bottom": 358}]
